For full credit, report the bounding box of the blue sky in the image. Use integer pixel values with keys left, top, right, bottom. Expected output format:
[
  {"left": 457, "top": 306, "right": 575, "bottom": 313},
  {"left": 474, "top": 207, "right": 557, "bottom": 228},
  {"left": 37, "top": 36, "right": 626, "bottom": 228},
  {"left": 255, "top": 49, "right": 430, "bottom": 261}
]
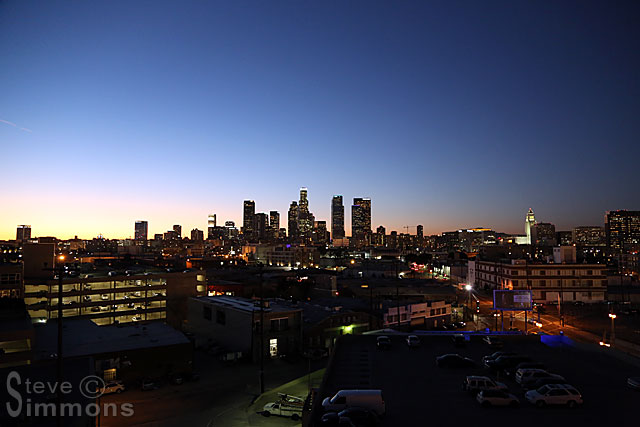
[{"left": 1, "top": 1, "right": 639, "bottom": 239}]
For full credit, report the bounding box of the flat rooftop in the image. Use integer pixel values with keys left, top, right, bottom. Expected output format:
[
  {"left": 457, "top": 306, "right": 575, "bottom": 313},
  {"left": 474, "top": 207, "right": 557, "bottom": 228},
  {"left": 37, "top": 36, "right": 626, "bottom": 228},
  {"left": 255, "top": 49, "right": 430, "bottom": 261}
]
[
  {"left": 33, "top": 319, "right": 189, "bottom": 360},
  {"left": 312, "top": 333, "right": 638, "bottom": 426},
  {"left": 194, "top": 295, "right": 301, "bottom": 314}
]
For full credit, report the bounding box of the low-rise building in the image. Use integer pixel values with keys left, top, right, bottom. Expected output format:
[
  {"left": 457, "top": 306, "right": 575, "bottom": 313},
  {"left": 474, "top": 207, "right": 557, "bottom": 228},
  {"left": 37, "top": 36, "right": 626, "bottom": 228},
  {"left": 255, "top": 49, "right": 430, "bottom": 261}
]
[
  {"left": 468, "top": 255, "right": 608, "bottom": 304},
  {"left": 186, "top": 296, "right": 303, "bottom": 361},
  {"left": 382, "top": 300, "right": 451, "bottom": 328}
]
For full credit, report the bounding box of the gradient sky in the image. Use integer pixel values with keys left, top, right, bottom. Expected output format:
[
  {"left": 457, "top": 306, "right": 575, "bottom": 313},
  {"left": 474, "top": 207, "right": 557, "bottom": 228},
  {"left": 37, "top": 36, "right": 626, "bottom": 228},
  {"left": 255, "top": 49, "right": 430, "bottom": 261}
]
[{"left": 2, "top": 1, "right": 640, "bottom": 240}]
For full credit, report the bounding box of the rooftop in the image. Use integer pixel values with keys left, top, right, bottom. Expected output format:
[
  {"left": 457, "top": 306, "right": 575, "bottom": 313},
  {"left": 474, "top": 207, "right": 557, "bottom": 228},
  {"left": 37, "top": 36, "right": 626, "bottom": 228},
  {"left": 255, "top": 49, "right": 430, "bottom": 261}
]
[{"left": 33, "top": 319, "right": 189, "bottom": 360}]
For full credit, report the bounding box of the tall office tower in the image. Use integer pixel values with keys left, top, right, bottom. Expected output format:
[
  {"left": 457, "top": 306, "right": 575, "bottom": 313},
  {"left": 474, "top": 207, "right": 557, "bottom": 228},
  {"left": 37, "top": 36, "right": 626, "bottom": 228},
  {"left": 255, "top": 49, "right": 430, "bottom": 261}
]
[
  {"left": 525, "top": 208, "right": 536, "bottom": 245},
  {"left": 207, "top": 214, "right": 217, "bottom": 239},
  {"left": 134, "top": 221, "right": 148, "bottom": 240},
  {"left": 331, "top": 195, "right": 345, "bottom": 240},
  {"left": 224, "top": 221, "right": 239, "bottom": 239},
  {"left": 270, "top": 211, "right": 280, "bottom": 238},
  {"left": 288, "top": 201, "right": 299, "bottom": 240},
  {"left": 297, "top": 187, "right": 313, "bottom": 238},
  {"left": 351, "top": 198, "right": 372, "bottom": 247},
  {"left": 173, "top": 225, "right": 182, "bottom": 239},
  {"left": 191, "top": 228, "right": 204, "bottom": 241},
  {"left": 255, "top": 213, "right": 269, "bottom": 241},
  {"left": 417, "top": 225, "right": 424, "bottom": 239},
  {"left": 16, "top": 225, "right": 31, "bottom": 242},
  {"left": 373, "top": 225, "right": 386, "bottom": 246},
  {"left": 313, "top": 221, "right": 329, "bottom": 245},
  {"left": 243, "top": 200, "right": 256, "bottom": 239},
  {"left": 605, "top": 210, "right": 640, "bottom": 254}
]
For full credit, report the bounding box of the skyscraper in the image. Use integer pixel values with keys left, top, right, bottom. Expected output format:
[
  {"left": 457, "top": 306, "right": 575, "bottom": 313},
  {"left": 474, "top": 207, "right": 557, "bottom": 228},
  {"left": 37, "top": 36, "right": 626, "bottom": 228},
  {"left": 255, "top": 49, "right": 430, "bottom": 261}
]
[
  {"left": 525, "top": 208, "right": 536, "bottom": 245},
  {"left": 191, "top": 228, "right": 204, "bottom": 241},
  {"left": 297, "top": 187, "right": 313, "bottom": 239},
  {"left": 255, "top": 212, "right": 269, "bottom": 241},
  {"left": 313, "top": 221, "right": 329, "bottom": 245},
  {"left": 243, "top": 200, "right": 256, "bottom": 239},
  {"left": 207, "top": 214, "right": 216, "bottom": 239},
  {"left": 288, "top": 201, "right": 299, "bottom": 240},
  {"left": 134, "top": 221, "right": 148, "bottom": 240},
  {"left": 172, "top": 224, "right": 182, "bottom": 239},
  {"left": 331, "top": 195, "right": 345, "bottom": 240},
  {"left": 352, "top": 198, "right": 372, "bottom": 247},
  {"left": 605, "top": 210, "right": 640, "bottom": 254},
  {"left": 417, "top": 225, "right": 424, "bottom": 239},
  {"left": 16, "top": 225, "right": 31, "bottom": 242},
  {"left": 270, "top": 211, "right": 280, "bottom": 239}
]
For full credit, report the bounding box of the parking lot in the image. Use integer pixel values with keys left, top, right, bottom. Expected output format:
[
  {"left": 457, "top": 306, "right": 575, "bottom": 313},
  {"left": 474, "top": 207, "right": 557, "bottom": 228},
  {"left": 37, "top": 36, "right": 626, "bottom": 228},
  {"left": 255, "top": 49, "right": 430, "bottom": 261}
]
[{"left": 315, "top": 333, "right": 639, "bottom": 426}]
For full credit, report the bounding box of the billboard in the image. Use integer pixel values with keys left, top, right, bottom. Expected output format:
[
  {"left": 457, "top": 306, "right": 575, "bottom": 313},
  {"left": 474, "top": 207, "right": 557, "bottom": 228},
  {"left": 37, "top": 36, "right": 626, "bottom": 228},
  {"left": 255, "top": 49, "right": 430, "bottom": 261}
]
[{"left": 493, "top": 290, "right": 533, "bottom": 311}]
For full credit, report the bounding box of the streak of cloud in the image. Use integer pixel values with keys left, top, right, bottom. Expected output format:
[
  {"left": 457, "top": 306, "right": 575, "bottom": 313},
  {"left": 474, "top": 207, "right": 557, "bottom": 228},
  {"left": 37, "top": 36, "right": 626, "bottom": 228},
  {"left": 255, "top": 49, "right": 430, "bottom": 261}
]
[{"left": 1, "top": 118, "right": 33, "bottom": 132}]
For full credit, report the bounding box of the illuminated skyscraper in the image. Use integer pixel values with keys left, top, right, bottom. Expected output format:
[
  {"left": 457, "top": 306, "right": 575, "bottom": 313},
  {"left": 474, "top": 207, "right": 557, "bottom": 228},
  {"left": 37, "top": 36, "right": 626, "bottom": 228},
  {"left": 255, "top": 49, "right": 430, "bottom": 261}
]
[
  {"left": 208, "top": 214, "right": 216, "bottom": 239},
  {"left": 331, "top": 195, "right": 345, "bottom": 240},
  {"left": 605, "top": 210, "right": 640, "bottom": 254},
  {"left": 417, "top": 225, "right": 424, "bottom": 239},
  {"left": 270, "top": 211, "right": 280, "bottom": 239},
  {"left": 134, "top": 221, "right": 148, "bottom": 240},
  {"left": 172, "top": 224, "right": 182, "bottom": 239},
  {"left": 16, "top": 225, "right": 31, "bottom": 242},
  {"left": 297, "top": 187, "right": 313, "bottom": 239},
  {"left": 288, "top": 201, "right": 299, "bottom": 240},
  {"left": 525, "top": 208, "right": 536, "bottom": 245},
  {"left": 352, "top": 198, "right": 372, "bottom": 247},
  {"left": 243, "top": 200, "right": 256, "bottom": 238}
]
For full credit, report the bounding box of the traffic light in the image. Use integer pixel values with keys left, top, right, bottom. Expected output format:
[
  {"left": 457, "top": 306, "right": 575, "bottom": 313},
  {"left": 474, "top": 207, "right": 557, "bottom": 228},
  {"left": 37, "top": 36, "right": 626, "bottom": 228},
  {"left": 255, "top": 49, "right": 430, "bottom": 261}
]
[{"left": 476, "top": 301, "right": 480, "bottom": 313}]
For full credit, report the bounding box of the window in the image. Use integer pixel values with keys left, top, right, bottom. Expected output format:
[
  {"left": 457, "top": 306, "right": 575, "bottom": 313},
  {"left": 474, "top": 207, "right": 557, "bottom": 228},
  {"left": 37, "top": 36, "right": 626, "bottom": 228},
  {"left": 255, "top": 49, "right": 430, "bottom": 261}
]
[
  {"left": 203, "top": 306, "right": 212, "bottom": 320},
  {"left": 540, "top": 271, "right": 546, "bottom": 276},
  {"left": 540, "top": 280, "right": 546, "bottom": 287},
  {"left": 216, "top": 309, "right": 226, "bottom": 325},
  {"left": 270, "top": 318, "right": 289, "bottom": 332}
]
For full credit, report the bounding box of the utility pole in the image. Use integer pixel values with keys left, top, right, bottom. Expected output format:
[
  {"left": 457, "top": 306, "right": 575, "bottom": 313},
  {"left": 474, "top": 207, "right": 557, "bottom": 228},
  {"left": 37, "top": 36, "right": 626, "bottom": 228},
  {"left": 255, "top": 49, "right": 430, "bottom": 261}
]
[
  {"left": 45, "top": 256, "right": 65, "bottom": 427},
  {"left": 258, "top": 263, "right": 265, "bottom": 395},
  {"left": 395, "top": 260, "right": 401, "bottom": 327}
]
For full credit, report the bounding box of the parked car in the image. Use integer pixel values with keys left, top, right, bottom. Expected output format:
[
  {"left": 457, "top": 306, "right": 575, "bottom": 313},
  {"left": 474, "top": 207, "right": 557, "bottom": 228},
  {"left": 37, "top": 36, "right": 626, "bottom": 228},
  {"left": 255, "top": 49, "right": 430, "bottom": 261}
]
[
  {"left": 505, "top": 361, "right": 547, "bottom": 376},
  {"left": 108, "top": 271, "right": 117, "bottom": 277},
  {"left": 483, "top": 337, "right": 504, "bottom": 348},
  {"left": 628, "top": 376, "right": 640, "bottom": 390},
  {"left": 322, "top": 390, "right": 385, "bottom": 416},
  {"left": 436, "top": 354, "right": 476, "bottom": 368},
  {"left": 453, "top": 321, "right": 466, "bottom": 329},
  {"left": 406, "top": 335, "right": 420, "bottom": 348},
  {"left": 526, "top": 377, "right": 568, "bottom": 390},
  {"left": 323, "top": 407, "right": 381, "bottom": 426},
  {"left": 376, "top": 336, "right": 391, "bottom": 350},
  {"left": 141, "top": 380, "right": 158, "bottom": 391},
  {"left": 485, "top": 355, "right": 532, "bottom": 372},
  {"left": 462, "top": 376, "right": 508, "bottom": 394},
  {"left": 476, "top": 390, "right": 519, "bottom": 408},
  {"left": 482, "top": 351, "right": 517, "bottom": 365},
  {"left": 101, "top": 294, "right": 109, "bottom": 300},
  {"left": 99, "top": 380, "right": 125, "bottom": 395},
  {"left": 525, "top": 384, "right": 582, "bottom": 408},
  {"left": 516, "top": 369, "right": 565, "bottom": 389},
  {"left": 132, "top": 315, "right": 143, "bottom": 322}
]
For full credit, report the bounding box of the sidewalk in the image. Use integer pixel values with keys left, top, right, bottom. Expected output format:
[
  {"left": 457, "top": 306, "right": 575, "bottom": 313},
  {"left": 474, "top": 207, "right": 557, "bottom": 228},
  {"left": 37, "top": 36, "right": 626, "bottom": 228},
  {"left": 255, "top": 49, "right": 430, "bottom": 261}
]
[{"left": 247, "top": 369, "right": 325, "bottom": 426}]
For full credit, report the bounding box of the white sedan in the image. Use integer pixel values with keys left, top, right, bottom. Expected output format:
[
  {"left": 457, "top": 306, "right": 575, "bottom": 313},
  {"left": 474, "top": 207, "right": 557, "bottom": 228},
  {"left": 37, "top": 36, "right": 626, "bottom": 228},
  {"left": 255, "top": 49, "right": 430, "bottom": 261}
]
[{"left": 525, "top": 384, "right": 583, "bottom": 408}]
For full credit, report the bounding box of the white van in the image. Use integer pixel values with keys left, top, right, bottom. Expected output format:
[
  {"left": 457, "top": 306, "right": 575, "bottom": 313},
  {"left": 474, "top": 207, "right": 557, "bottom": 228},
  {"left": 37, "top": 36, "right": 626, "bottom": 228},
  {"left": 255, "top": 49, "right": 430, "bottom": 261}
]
[{"left": 322, "top": 390, "right": 385, "bottom": 416}]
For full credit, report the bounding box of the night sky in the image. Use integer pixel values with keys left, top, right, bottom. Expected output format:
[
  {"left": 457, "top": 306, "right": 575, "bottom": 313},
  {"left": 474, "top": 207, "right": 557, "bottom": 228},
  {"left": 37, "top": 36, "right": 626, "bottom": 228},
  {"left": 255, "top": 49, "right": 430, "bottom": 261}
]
[{"left": 1, "top": 1, "right": 639, "bottom": 239}]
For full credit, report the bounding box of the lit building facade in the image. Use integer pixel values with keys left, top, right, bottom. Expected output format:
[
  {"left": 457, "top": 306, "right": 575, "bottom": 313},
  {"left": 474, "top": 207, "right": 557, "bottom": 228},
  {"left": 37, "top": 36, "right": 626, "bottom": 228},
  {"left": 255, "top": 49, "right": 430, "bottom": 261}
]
[
  {"left": 605, "top": 210, "right": 640, "bottom": 254},
  {"left": 351, "top": 197, "right": 372, "bottom": 247},
  {"left": 134, "top": 221, "right": 148, "bottom": 241},
  {"left": 243, "top": 200, "right": 256, "bottom": 239}
]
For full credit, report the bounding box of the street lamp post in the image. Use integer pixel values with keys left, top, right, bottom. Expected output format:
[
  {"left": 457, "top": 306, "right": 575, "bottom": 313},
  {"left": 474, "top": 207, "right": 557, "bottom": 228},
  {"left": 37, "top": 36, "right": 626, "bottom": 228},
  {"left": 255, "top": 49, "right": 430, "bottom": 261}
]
[
  {"left": 464, "top": 284, "right": 472, "bottom": 323},
  {"left": 609, "top": 313, "right": 616, "bottom": 346}
]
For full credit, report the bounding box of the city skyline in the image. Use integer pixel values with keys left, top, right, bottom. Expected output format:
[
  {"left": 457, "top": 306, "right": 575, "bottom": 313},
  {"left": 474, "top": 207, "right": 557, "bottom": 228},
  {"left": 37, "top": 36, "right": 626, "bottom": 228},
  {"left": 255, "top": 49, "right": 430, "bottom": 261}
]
[
  {"left": 0, "top": 194, "right": 627, "bottom": 241},
  {"left": 2, "top": 1, "right": 640, "bottom": 239}
]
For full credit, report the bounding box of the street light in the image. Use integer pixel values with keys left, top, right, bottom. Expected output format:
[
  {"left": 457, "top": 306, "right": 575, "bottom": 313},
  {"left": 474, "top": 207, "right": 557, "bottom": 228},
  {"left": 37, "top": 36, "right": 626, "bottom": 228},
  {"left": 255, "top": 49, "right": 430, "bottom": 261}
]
[
  {"left": 609, "top": 313, "right": 617, "bottom": 346},
  {"left": 464, "top": 285, "right": 472, "bottom": 322}
]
